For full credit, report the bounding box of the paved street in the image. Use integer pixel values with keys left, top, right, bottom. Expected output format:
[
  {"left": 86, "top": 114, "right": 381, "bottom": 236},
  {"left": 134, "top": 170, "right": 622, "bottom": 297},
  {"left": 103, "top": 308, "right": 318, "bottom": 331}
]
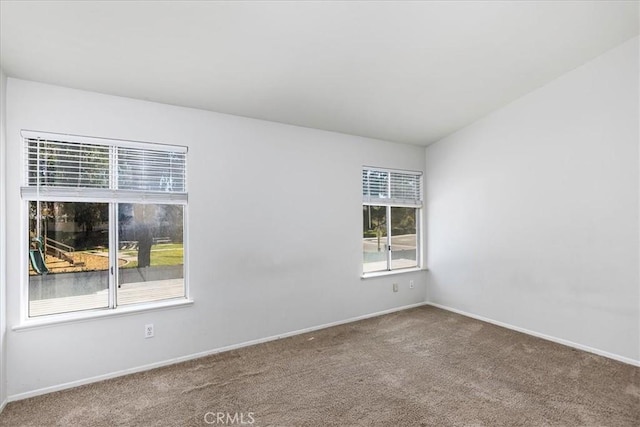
[{"left": 363, "top": 234, "right": 416, "bottom": 252}]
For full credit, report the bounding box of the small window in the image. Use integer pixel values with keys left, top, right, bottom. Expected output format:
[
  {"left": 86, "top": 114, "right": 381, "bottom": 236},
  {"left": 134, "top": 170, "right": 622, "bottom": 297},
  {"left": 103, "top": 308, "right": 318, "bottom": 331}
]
[
  {"left": 362, "top": 167, "right": 422, "bottom": 274},
  {"left": 22, "top": 131, "right": 188, "bottom": 318}
]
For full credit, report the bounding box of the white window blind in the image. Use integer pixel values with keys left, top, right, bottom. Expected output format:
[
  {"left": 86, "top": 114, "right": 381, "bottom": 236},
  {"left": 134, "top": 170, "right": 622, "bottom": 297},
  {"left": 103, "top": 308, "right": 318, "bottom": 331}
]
[
  {"left": 23, "top": 132, "right": 187, "bottom": 198},
  {"left": 26, "top": 139, "right": 110, "bottom": 188},
  {"left": 117, "top": 147, "right": 186, "bottom": 192},
  {"left": 362, "top": 167, "right": 422, "bottom": 207}
]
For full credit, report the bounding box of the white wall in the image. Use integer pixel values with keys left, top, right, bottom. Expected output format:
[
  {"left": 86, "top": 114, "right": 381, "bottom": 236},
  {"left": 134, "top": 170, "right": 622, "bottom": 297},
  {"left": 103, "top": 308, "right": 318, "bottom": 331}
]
[
  {"left": 0, "top": 68, "right": 8, "bottom": 411},
  {"left": 426, "top": 37, "right": 639, "bottom": 362},
  {"left": 4, "top": 78, "right": 427, "bottom": 398}
]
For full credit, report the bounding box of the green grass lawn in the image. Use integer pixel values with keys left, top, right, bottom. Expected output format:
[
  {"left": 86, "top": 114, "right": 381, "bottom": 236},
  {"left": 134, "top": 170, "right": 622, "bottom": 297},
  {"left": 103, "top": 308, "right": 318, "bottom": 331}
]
[{"left": 122, "top": 243, "right": 184, "bottom": 268}]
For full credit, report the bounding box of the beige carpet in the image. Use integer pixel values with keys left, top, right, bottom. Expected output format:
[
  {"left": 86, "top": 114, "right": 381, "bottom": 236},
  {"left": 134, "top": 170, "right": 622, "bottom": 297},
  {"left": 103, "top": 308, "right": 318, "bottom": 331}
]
[{"left": 1, "top": 306, "right": 638, "bottom": 426}]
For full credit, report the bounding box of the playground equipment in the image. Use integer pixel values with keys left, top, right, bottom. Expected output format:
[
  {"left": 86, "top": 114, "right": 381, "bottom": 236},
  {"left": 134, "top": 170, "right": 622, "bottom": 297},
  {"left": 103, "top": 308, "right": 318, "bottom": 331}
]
[
  {"left": 29, "top": 236, "right": 49, "bottom": 275},
  {"left": 29, "top": 199, "right": 75, "bottom": 275}
]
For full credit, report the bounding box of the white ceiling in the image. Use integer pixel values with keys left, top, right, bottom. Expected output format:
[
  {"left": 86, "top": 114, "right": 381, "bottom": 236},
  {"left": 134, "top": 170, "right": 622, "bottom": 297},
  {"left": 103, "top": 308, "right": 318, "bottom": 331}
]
[{"left": 1, "top": 1, "right": 638, "bottom": 146}]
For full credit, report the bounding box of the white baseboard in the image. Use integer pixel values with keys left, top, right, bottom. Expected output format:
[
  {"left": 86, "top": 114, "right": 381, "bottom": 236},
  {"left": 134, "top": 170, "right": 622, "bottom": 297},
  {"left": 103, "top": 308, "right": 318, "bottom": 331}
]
[
  {"left": 8, "top": 301, "right": 428, "bottom": 402},
  {"left": 0, "top": 398, "right": 7, "bottom": 414},
  {"left": 427, "top": 302, "right": 640, "bottom": 367}
]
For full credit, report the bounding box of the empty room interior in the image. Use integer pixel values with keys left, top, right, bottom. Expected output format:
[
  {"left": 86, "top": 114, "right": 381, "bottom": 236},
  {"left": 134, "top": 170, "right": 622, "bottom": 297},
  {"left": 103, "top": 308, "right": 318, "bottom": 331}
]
[{"left": 0, "top": 1, "right": 638, "bottom": 426}]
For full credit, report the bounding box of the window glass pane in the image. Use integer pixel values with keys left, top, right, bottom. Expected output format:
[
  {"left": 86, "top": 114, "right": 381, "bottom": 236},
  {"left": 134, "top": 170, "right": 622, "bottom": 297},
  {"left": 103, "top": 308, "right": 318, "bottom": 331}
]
[
  {"left": 390, "top": 207, "right": 418, "bottom": 270},
  {"left": 117, "top": 203, "right": 185, "bottom": 305},
  {"left": 363, "top": 205, "right": 388, "bottom": 273},
  {"left": 28, "top": 201, "right": 110, "bottom": 317}
]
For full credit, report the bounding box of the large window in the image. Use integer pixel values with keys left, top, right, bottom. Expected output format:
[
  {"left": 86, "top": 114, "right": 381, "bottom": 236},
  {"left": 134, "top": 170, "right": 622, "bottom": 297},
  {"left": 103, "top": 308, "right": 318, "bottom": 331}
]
[
  {"left": 22, "top": 131, "right": 187, "bottom": 318},
  {"left": 362, "top": 167, "right": 422, "bottom": 274}
]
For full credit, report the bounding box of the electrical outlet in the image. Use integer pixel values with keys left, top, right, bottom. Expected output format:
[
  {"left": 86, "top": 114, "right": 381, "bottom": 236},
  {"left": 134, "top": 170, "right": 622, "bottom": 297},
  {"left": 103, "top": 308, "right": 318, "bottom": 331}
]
[
  {"left": 409, "top": 280, "right": 414, "bottom": 289},
  {"left": 145, "top": 323, "right": 154, "bottom": 339},
  {"left": 393, "top": 283, "right": 398, "bottom": 292}
]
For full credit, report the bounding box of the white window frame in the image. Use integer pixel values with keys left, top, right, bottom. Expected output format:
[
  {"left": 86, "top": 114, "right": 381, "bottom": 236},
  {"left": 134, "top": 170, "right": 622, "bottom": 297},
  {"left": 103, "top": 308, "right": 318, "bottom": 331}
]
[
  {"left": 362, "top": 166, "right": 423, "bottom": 277},
  {"left": 17, "top": 130, "right": 192, "bottom": 327}
]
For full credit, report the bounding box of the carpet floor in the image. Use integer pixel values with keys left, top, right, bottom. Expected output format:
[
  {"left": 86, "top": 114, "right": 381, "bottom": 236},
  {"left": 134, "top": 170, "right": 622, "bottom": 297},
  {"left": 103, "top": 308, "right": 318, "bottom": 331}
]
[{"left": 1, "top": 306, "right": 638, "bottom": 426}]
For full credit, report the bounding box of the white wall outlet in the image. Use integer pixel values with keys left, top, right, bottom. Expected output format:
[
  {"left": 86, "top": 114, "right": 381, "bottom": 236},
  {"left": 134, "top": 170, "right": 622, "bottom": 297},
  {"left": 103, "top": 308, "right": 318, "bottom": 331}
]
[
  {"left": 393, "top": 283, "right": 398, "bottom": 292},
  {"left": 144, "top": 323, "right": 154, "bottom": 339},
  {"left": 409, "top": 280, "right": 414, "bottom": 289}
]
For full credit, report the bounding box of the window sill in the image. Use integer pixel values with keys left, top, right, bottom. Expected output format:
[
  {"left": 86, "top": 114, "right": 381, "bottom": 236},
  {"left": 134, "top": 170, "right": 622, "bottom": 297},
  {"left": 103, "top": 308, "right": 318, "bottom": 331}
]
[
  {"left": 12, "top": 298, "right": 194, "bottom": 332},
  {"left": 361, "top": 267, "right": 427, "bottom": 279}
]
